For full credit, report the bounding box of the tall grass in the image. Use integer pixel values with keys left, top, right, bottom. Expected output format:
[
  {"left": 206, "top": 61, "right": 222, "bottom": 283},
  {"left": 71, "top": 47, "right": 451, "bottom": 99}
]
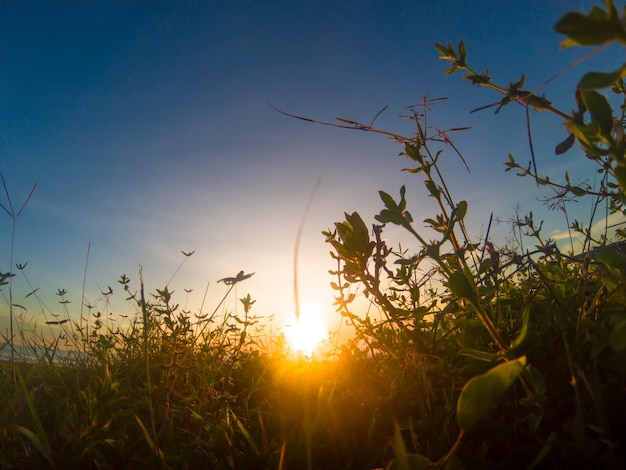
[{"left": 0, "top": 170, "right": 37, "bottom": 365}]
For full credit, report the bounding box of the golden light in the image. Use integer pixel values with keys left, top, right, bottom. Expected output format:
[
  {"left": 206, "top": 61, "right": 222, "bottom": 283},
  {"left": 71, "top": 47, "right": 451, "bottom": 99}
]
[{"left": 285, "top": 303, "right": 328, "bottom": 356}]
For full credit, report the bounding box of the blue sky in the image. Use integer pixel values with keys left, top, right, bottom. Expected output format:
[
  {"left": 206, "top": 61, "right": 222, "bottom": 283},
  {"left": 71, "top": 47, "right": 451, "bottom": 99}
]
[{"left": 0, "top": 1, "right": 621, "bottom": 341}]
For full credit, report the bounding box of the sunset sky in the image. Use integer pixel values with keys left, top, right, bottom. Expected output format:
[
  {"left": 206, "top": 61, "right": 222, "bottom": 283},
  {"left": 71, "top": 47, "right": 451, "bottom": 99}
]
[{"left": 0, "top": 1, "right": 621, "bottom": 342}]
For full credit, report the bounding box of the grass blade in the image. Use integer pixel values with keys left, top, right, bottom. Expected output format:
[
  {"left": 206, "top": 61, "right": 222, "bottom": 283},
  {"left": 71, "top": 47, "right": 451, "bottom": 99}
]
[{"left": 15, "top": 425, "right": 57, "bottom": 469}]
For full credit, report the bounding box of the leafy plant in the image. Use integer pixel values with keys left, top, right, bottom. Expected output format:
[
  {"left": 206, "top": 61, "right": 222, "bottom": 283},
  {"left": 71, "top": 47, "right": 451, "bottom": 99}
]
[
  {"left": 313, "top": 1, "right": 626, "bottom": 467},
  {"left": 2, "top": 1, "right": 626, "bottom": 469}
]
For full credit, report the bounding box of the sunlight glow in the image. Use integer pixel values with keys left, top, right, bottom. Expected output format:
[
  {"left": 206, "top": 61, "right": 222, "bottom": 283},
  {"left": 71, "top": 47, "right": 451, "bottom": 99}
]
[{"left": 285, "top": 304, "right": 328, "bottom": 356}]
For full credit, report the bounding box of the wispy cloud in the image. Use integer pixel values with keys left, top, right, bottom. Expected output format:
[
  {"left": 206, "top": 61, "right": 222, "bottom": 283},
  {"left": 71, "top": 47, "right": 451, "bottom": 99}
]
[{"left": 549, "top": 211, "right": 625, "bottom": 252}]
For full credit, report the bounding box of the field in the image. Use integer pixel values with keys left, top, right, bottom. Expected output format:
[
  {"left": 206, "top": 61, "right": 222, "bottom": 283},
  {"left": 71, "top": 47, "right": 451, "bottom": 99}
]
[{"left": 2, "top": 3, "right": 626, "bottom": 469}]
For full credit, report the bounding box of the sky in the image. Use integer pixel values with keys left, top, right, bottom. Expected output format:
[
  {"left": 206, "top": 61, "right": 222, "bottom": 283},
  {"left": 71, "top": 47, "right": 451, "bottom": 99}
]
[{"left": 0, "top": 0, "right": 623, "bottom": 346}]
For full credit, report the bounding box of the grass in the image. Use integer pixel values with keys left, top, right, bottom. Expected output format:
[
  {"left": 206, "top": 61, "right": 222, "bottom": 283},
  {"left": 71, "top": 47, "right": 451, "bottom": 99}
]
[
  {"left": 3, "top": 2, "right": 626, "bottom": 468},
  {"left": 0, "top": 311, "right": 401, "bottom": 469},
  {"left": 2, "top": 195, "right": 626, "bottom": 469}
]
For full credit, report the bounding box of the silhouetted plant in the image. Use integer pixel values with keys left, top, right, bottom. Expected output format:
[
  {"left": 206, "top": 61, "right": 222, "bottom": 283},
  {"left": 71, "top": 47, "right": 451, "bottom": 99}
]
[
  {"left": 0, "top": 171, "right": 37, "bottom": 365},
  {"left": 2, "top": 2, "right": 626, "bottom": 469}
]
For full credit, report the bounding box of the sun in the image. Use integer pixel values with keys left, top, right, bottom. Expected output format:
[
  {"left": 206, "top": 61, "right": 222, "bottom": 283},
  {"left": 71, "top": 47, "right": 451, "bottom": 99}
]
[{"left": 285, "top": 304, "right": 328, "bottom": 356}]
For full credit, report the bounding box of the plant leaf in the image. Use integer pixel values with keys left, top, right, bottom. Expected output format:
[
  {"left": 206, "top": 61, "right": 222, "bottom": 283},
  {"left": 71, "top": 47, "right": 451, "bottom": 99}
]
[
  {"left": 555, "top": 133, "right": 576, "bottom": 155},
  {"left": 456, "top": 356, "right": 527, "bottom": 431},
  {"left": 135, "top": 415, "right": 164, "bottom": 459},
  {"left": 231, "top": 410, "right": 261, "bottom": 457},
  {"left": 424, "top": 180, "right": 440, "bottom": 198},
  {"left": 385, "top": 423, "right": 432, "bottom": 470},
  {"left": 580, "top": 89, "right": 614, "bottom": 138},
  {"left": 379, "top": 190, "right": 398, "bottom": 210},
  {"left": 594, "top": 244, "right": 626, "bottom": 270},
  {"left": 610, "top": 319, "right": 626, "bottom": 351},
  {"left": 579, "top": 65, "right": 626, "bottom": 89},
  {"left": 15, "top": 425, "right": 57, "bottom": 469},
  {"left": 345, "top": 211, "right": 370, "bottom": 253},
  {"left": 458, "top": 348, "right": 503, "bottom": 362},
  {"left": 456, "top": 200, "right": 468, "bottom": 221},
  {"left": 554, "top": 7, "right": 622, "bottom": 47},
  {"left": 510, "top": 306, "right": 531, "bottom": 350},
  {"left": 448, "top": 271, "right": 478, "bottom": 303}
]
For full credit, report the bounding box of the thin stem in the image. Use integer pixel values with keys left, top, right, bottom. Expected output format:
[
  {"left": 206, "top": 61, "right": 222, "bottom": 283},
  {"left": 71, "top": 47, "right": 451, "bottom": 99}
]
[
  {"left": 438, "top": 429, "right": 465, "bottom": 468},
  {"left": 139, "top": 265, "right": 157, "bottom": 442},
  {"left": 80, "top": 242, "right": 91, "bottom": 349},
  {"left": 9, "top": 221, "right": 15, "bottom": 363},
  {"left": 196, "top": 283, "right": 236, "bottom": 339}
]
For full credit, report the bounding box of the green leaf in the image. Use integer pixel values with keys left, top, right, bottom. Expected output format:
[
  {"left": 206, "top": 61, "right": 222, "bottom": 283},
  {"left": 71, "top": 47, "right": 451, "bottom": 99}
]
[
  {"left": 510, "top": 306, "right": 531, "bottom": 350},
  {"left": 403, "top": 167, "right": 424, "bottom": 174},
  {"left": 232, "top": 410, "right": 261, "bottom": 457},
  {"left": 610, "top": 319, "right": 626, "bottom": 351},
  {"left": 424, "top": 180, "right": 440, "bottom": 198},
  {"left": 464, "top": 73, "right": 491, "bottom": 85},
  {"left": 614, "top": 165, "right": 626, "bottom": 191},
  {"left": 435, "top": 42, "right": 452, "bottom": 58},
  {"left": 135, "top": 415, "right": 164, "bottom": 459},
  {"left": 15, "top": 369, "right": 54, "bottom": 464},
  {"left": 335, "top": 219, "right": 349, "bottom": 238},
  {"left": 555, "top": 133, "right": 576, "bottom": 155},
  {"left": 456, "top": 356, "right": 527, "bottom": 431},
  {"left": 448, "top": 271, "right": 478, "bottom": 303},
  {"left": 570, "top": 186, "right": 587, "bottom": 197},
  {"left": 579, "top": 65, "right": 626, "bottom": 89},
  {"left": 385, "top": 423, "right": 432, "bottom": 470},
  {"left": 15, "top": 425, "right": 57, "bottom": 470},
  {"left": 404, "top": 143, "right": 423, "bottom": 163},
  {"left": 379, "top": 190, "right": 398, "bottom": 210},
  {"left": 456, "top": 200, "right": 468, "bottom": 221},
  {"left": 424, "top": 217, "right": 440, "bottom": 228},
  {"left": 376, "top": 209, "right": 403, "bottom": 225},
  {"left": 399, "top": 185, "right": 407, "bottom": 210},
  {"left": 527, "top": 93, "right": 553, "bottom": 110},
  {"left": 345, "top": 211, "right": 370, "bottom": 252},
  {"left": 580, "top": 89, "right": 614, "bottom": 138},
  {"left": 458, "top": 40, "right": 467, "bottom": 64},
  {"left": 459, "top": 348, "right": 503, "bottom": 362},
  {"left": 554, "top": 7, "right": 623, "bottom": 47},
  {"left": 594, "top": 244, "right": 626, "bottom": 270}
]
